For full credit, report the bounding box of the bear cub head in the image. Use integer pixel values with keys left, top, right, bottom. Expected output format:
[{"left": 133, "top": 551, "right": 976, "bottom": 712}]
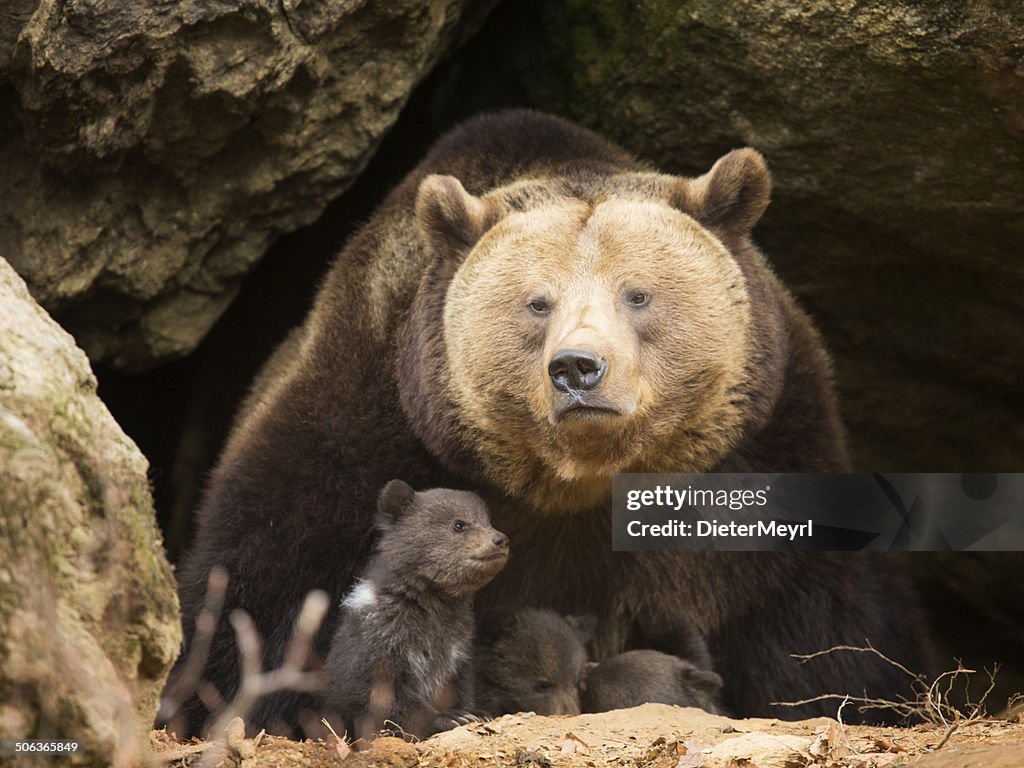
[
  {"left": 581, "top": 649, "right": 724, "bottom": 714},
  {"left": 370, "top": 479, "right": 510, "bottom": 596},
  {"left": 475, "top": 608, "right": 594, "bottom": 716}
]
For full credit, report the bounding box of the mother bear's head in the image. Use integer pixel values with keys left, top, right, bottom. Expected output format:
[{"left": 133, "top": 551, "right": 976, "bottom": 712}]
[{"left": 399, "top": 149, "right": 786, "bottom": 513}]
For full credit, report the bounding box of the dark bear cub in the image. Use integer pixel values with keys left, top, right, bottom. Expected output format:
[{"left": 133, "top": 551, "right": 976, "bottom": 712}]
[
  {"left": 582, "top": 610, "right": 723, "bottom": 714},
  {"left": 581, "top": 650, "right": 724, "bottom": 714},
  {"left": 475, "top": 609, "right": 594, "bottom": 716},
  {"left": 325, "top": 480, "right": 509, "bottom": 740}
]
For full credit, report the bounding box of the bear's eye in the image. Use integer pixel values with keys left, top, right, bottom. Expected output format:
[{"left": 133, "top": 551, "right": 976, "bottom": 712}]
[
  {"left": 452, "top": 520, "right": 468, "bottom": 533},
  {"left": 626, "top": 290, "right": 651, "bottom": 307},
  {"left": 527, "top": 299, "right": 551, "bottom": 316},
  {"left": 534, "top": 679, "right": 554, "bottom": 693}
]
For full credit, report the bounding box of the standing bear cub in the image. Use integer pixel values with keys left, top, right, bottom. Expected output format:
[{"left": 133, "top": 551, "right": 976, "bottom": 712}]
[
  {"left": 326, "top": 480, "right": 508, "bottom": 741},
  {"left": 169, "top": 109, "right": 924, "bottom": 734}
]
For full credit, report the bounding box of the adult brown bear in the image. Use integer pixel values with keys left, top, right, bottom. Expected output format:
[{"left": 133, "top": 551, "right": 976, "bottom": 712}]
[{"left": 169, "top": 110, "right": 923, "bottom": 734}]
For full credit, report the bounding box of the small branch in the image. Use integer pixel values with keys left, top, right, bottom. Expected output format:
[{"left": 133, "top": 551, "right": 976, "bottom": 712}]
[
  {"left": 199, "top": 589, "right": 330, "bottom": 768},
  {"left": 779, "top": 644, "right": 1003, "bottom": 733},
  {"left": 929, "top": 717, "right": 960, "bottom": 752},
  {"left": 157, "top": 566, "right": 229, "bottom": 724},
  {"left": 791, "top": 641, "right": 921, "bottom": 682},
  {"left": 771, "top": 693, "right": 921, "bottom": 720}
]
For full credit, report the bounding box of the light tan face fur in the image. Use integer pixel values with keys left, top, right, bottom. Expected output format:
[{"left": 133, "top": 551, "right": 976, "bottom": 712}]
[{"left": 443, "top": 195, "right": 752, "bottom": 512}]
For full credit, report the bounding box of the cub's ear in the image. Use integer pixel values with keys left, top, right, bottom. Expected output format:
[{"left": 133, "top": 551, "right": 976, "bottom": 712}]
[
  {"left": 578, "top": 660, "right": 600, "bottom": 691},
  {"left": 377, "top": 479, "right": 417, "bottom": 530},
  {"left": 475, "top": 608, "right": 513, "bottom": 645},
  {"left": 680, "top": 667, "right": 724, "bottom": 696},
  {"left": 416, "top": 174, "right": 500, "bottom": 255},
  {"left": 565, "top": 614, "right": 598, "bottom": 644},
  {"left": 689, "top": 148, "right": 771, "bottom": 233}
]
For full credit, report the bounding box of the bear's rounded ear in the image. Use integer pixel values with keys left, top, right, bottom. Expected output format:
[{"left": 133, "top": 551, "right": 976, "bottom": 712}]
[
  {"left": 680, "top": 667, "right": 724, "bottom": 696},
  {"left": 579, "top": 660, "right": 600, "bottom": 690},
  {"left": 377, "top": 479, "right": 416, "bottom": 529},
  {"left": 475, "top": 608, "right": 512, "bottom": 645},
  {"left": 416, "top": 174, "right": 499, "bottom": 255},
  {"left": 689, "top": 148, "right": 771, "bottom": 233}
]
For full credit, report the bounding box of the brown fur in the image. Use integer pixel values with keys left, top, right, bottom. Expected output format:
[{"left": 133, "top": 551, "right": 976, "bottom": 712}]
[
  {"left": 168, "top": 110, "right": 924, "bottom": 734},
  {"left": 437, "top": 193, "right": 753, "bottom": 510}
]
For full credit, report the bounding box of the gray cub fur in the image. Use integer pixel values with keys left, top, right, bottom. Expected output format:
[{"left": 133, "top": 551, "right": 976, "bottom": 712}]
[
  {"left": 325, "top": 480, "right": 509, "bottom": 740},
  {"left": 475, "top": 609, "right": 594, "bottom": 716},
  {"left": 581, "top": 650, "right": 724, "bottom": 714}
]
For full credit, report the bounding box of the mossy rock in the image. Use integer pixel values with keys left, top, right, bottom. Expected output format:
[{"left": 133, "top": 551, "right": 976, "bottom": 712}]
[{"left": 0, "top": 256, "right": 180, "bottom": 766}]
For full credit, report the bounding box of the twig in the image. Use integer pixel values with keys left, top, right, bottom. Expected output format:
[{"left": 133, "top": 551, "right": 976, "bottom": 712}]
[
  {"left": 199, "top": 589, "right": 330, "bottom": 768},
  {"left": 157, "top": 567, "right": 229, "bottom": 724},
  {"left": 964, "top": 663, "right": 999, "bottom": 720},
  {"left": 772, "top": 693, "right": 922, "bottom": 720},
  {"left": 836, "top": 695, "right": 850, "bottom": 726},
  {"left": 929, "top": 716, "right": 960, "bottom": 752},
  {"left": 777, "top": 644, "right": 1001, "bottom": 730},
  {"left": 791, "top": 642, "right": 919, "bottom": 682}
]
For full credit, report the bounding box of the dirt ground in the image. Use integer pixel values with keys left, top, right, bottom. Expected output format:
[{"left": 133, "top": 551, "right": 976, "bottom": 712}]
[{"left": 151, "top": 704, "right": 1024, "bottom": 768}]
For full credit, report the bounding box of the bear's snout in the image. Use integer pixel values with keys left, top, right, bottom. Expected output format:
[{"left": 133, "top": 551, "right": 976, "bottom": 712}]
[{"left": 548, "top": 348, "right": 607, "bottom": 392}]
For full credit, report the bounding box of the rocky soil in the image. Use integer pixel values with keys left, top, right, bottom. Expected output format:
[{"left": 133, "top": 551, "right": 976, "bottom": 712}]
[{"left": 150, "top": 706, "right": 1024, "bottom": 768}]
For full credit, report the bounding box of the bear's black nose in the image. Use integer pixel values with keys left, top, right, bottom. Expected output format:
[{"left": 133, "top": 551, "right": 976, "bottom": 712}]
[
  {"left": 492, "top": 532, "right": 509, "bottom": 548},
  {"left": 548, "top": 348, "right": 607, "bottom": 392}
]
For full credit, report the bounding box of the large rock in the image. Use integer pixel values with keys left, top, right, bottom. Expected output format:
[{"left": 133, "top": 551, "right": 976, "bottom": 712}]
[
  {"left": 0, "top": 0, "right": 480, "bottom": 368},
  {"left": 505, "top": 0, "right": 1024, "bottom": 472},
  {"left": 0, "top": 257, "right": 180, "bottom": 766}
]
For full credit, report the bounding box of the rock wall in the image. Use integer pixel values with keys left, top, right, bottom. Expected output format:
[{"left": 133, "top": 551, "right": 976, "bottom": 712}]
[
  {"left": 0, "top": 0, "right": 483, "bottom": 368},
  {"left": 0, "top": 257, "right": 180, "bottom": 766}
]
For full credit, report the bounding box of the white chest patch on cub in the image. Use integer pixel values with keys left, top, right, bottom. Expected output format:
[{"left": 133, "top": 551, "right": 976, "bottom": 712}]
[{"left": 342, "top": 580, "right": 378, "bottom": 611}]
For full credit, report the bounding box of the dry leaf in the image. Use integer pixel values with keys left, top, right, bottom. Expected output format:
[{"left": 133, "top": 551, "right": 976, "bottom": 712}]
[
  {"left": 870, "top": 736, "right": 907, "bottom": 754},
  {"left": 675, "top": 740, "right": 705, "bottom": 768},
  {"left": 566, "top": 733, "right": 592, "bottom": 748},
  {"left": 321, "top": 717, "right": 351, "bottom": 760},
  {"left": 827, "top": 721, "right": 850, "bottom": 758},
  {"left": 808, "top": 722, "right": 848, "bottom": 760},
  {"left": 808, "top": 730, "right": 828, "bottom": 758}
]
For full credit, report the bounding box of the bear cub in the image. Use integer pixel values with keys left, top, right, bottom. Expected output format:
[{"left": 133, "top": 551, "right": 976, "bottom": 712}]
[
  {"left": 475, "top": 609, "right": 594, "bottom": 716},
  {"left": 325, "top": 480, "right": 509, "bottom": 740},
  {"left": 476, "top": 608, "right": 723, "bottom": 717},
  {"left": 581, "top": 650, "right": 724, "bottom": 714}
]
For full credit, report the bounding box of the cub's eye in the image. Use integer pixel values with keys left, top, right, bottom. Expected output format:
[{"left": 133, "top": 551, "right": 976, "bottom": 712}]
[
  {"left": 528, "top": 299, "right": 551, "bottom": 316},
  {"left": 626, "top": 291, "right": 651, "bottom": 307},
  {"left": 452, "top": 520, "right": 468, "bottom": 533},
  {"left": 534, "top": 679, "right": 554, "bottom": 693}
]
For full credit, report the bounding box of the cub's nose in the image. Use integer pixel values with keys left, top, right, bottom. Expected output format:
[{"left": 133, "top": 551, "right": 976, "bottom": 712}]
[
  {"left": 548, "top": 348, "right": 607, "bottom": 392},
  {"left": 492, "top": 532, "right": 509, "bottom": 549}
]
